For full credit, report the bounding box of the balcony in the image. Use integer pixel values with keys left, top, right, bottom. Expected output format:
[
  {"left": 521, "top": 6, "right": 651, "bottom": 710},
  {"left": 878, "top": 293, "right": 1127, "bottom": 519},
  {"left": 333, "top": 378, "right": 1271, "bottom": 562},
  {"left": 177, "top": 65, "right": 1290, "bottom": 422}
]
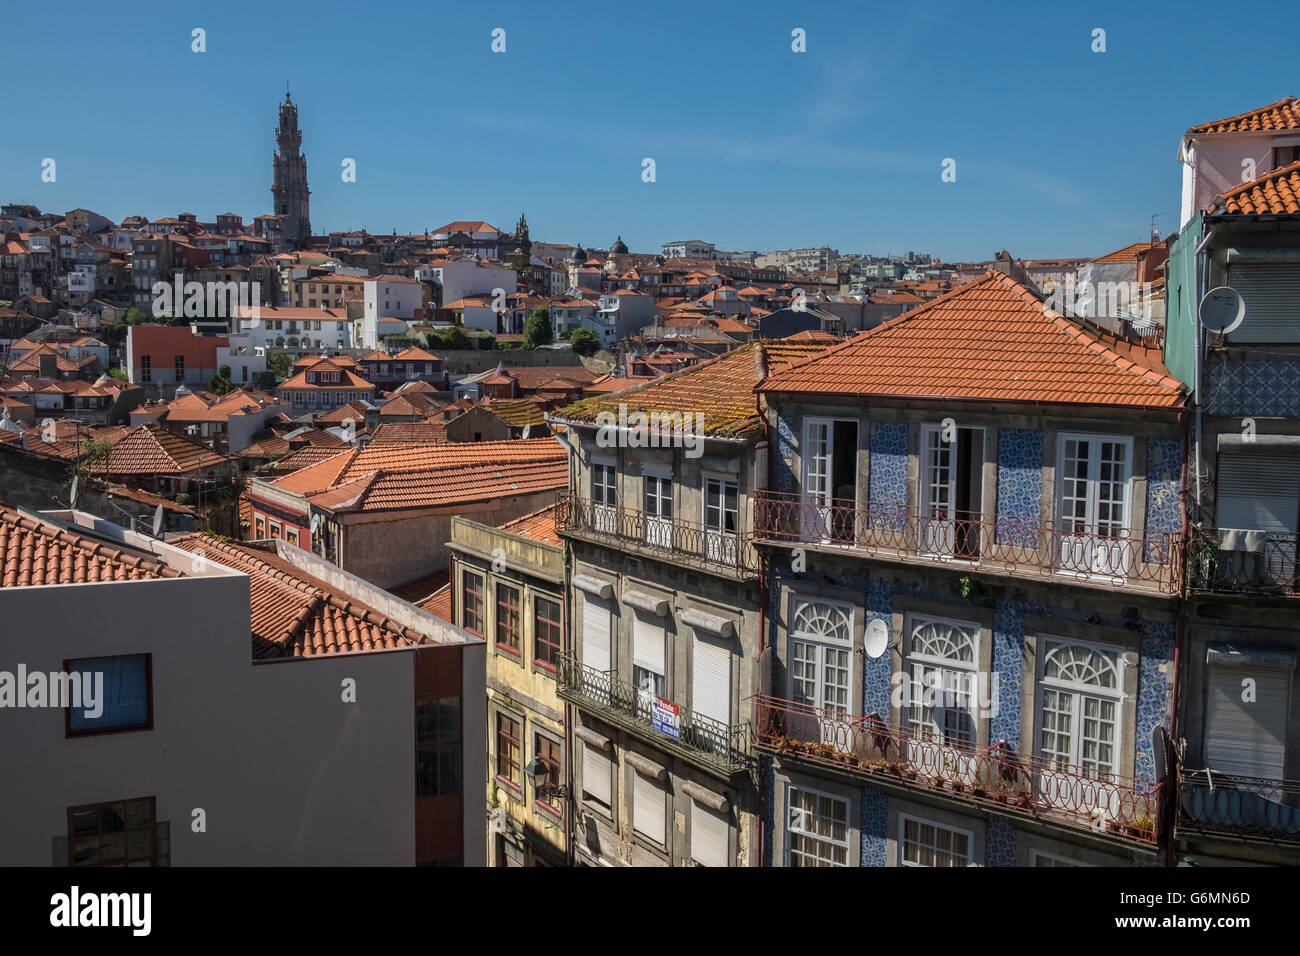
[
  {"left": 1177, "top": 770, "right": 1300, "bottom": 844},
  {"left": 1187, "top": 528, "right": 1298, "bottom": 597},
  {"left": 555, "top": 492, "right": 758, "bottom": 578},
  {"left": 755, "top": 695, "right": 1163, "bottom": 845},
  {"left": 753, "top": 490, "right": 1182, "bottom": 595},
  {"left": 557, "top": 653, "right": 751, "bottom": 777}
]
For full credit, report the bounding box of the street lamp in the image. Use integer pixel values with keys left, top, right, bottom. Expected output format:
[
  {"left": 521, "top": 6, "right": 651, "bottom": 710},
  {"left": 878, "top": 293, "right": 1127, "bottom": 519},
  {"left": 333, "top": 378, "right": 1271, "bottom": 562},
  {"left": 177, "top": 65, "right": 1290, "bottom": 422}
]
[{"left": 523, "top": 756, "right": 567, "bottom": 800}]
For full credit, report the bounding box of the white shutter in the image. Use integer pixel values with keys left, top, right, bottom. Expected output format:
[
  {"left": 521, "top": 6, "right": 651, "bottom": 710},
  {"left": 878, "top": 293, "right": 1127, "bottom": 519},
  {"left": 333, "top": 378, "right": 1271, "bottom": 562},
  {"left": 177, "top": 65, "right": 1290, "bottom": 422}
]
[
  {"left": 582, "top": 596, "right": 611, "bottom": 671},
  {"left": 1205, "top": 665, "right": 1289, "bottom": 778},
  {"left": 633, "top": 771, "right": 666, "bottom": 844},
  {"left": 1227, "top": 263, "right": 1300, "bottom": 343},
  {"left": 582, "top": 744, "right": 611, "bottom": 805},
  {"left": 1217, "top": 455, "right": 1300, "bottom": 533},
  {"left": 633, "top": 612, "right": 665, "bottom": 676},
  {"left": 690, "top": 801, "right": 730, "bottom": 867},
  {"left": 692, "top": 631, "right": 732, "bottom": 725}
]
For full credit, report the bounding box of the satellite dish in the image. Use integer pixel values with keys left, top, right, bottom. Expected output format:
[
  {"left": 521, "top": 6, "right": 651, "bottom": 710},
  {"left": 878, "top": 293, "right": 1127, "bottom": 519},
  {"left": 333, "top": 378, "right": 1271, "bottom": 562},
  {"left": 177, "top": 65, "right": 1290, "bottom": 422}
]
[
  {"left": 1199, "top": 286, "right": 1245, "bottom": 335},
  {"left": 151, "top": 504, "right": 164, "bottom": 538},
  {"left": 310, "top": 513, "right": 321, "bottom": 532},
  {"left": 864, "top": 619, "right": 889, "bottom": 659},
  {"left": 69, "top": 475, "right": 79, "bottom": 508},
  {"left": 1151, "top": 725, "right": 1169, "bottom": 785},
  {"left": 522, "top": 423, "right": 531, "bottom": 439}
]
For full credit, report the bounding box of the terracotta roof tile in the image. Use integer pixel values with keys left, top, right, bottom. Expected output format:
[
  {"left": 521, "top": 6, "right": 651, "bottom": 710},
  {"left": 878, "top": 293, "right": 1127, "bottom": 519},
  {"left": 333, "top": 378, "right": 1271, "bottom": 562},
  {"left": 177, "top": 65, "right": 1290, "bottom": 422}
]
[
  {"left": 1213, "top": 159, "right": 1300, "bottom": 215},
  {"left": 102, "top": 424, "right": 233, "bottom": 475},
  {"left": 0, "top": 506, "right": 181, "bottom": 587},
  {"left": 1187, "top": 96, "right": 1300, "bottom": 135},
  {"left": 757, "top": 271, "right": 1185, "bottom": 409},
  {"left": 498, "top": 503, "right": 562, "bottom": 546}
]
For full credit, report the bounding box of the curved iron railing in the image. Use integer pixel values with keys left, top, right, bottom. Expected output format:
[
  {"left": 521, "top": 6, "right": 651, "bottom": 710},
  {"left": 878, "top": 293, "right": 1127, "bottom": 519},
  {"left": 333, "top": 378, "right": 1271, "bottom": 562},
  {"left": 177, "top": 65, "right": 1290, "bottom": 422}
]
[
  {"left": 1186, "top": 528, "right": 1299, "bottom": 596},
  {"left": 753, "top": 490, "right": 1182, "bottom": 594},
  {"left": 556, "top": 492, "right": 759, "bottom": 576},
  {"left": 755, "top": 695, "right": 1161, "bottom": 842}
]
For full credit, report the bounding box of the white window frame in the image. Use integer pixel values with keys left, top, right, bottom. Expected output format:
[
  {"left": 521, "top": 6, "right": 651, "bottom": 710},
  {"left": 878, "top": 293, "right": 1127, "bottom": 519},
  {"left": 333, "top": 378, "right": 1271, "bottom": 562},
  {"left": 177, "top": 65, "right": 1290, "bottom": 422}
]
[
  {"left": 642, "top": 466, "right": 673, "bottom": 549},
  {"left": 702, "top": 472, "right": 739, "bottom": 566},
  {"left": 1053, "top": 433, "right": 1135, "bottom": 577},
  {"left": 898, "top": 813, "right": 973, "bottom": 867},
  {"left": 1032, "top": 850, "right": 1092, "bottom": 867},
  {"left": 788, "top": 597, "right": 854, "bottom": 717},
  {"left": 1035, "top": 636, "right": 1124, "bottom": 776},
  {"left": 903, "top": 614, "right": 980, "bottom": 748},
  {"left": 785, "top": 784, "right": 850, "bottom": 867}
]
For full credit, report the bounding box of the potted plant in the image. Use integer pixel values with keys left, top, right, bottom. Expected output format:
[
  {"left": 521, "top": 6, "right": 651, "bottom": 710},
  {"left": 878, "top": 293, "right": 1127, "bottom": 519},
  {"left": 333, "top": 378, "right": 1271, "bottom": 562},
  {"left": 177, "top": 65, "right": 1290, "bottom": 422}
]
[
  {"left": 903, "top": 766, "right": 919, "bottom": 781},
  {"left": 972, "top": 775, "right": 987, "bottom": 797},
  {"left": 993, "top": 781, "right": 1011, "bottom": 804},
  {"left": 1133, "top": 813, "right": 1155, "bottom": 836}
]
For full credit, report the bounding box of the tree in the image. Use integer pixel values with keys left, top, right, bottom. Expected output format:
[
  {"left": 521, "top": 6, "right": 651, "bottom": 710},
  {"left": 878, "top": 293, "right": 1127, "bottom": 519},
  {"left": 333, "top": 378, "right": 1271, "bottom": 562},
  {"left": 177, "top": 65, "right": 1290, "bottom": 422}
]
[
  {"left": 209, "top": 364, "right": 234, "bottom": 395},
  {"left": 266, "top": 350, "right": 292, "bottom": 381},
  {"left": 125, "top": 307, "right": 149, "bottom": 326},
  {"left": 569, "top": 328, "right": 600, "bottom": 356},
  {"left": 431, "top": 326, "right": 471, "bottom": 350},
  {"left": 524, "top": 308, "right": 553, "bottom": 349},
  {"left": 475, "top": 332, "right": 496, "bottom": 350},
  {"left": 107, "top": 367, "right": 128, "bottom": 381}
]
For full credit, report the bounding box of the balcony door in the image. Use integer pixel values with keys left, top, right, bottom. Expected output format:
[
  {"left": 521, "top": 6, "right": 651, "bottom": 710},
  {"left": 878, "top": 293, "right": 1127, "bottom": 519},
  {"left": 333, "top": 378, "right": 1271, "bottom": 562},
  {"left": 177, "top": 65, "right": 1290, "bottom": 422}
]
[
  {"left": 904, "top": 616, "right": 979, "bottom": 784},
  {"left": 802, "top": 419, "right": 858, "bottom": 542},
  {"left": 1036, "top": 640, "right": 1123, "bottom": 823},
  {"left": 632, "top": 611, "right": 667, "bottom": 721},
  {"left": 789, "top": 600, "right": 853, "bottom": 751},
  {"left": 643, "top": 472, "right": 673, "bottom": 550},
  {"left": 592, "top": 462, "right": 617, "bottom": 534},
  {"left": 703, "top": 477, "right": 739, "bottom": 566},
  {"left": 581, "top": 594, "right": 612, "bottom": 703},
  {"left": 919, "top": 425, "right": 984, "bottom": 559},
  {"left": 1055, "top": 435, "right": 1133, "bottom": 577}
]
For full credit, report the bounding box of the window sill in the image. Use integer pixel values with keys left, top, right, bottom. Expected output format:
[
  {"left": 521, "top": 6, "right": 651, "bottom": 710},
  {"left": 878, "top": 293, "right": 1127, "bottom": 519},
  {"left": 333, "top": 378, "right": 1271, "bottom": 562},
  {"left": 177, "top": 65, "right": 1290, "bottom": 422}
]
[
  {"left": 496, "top": 644, "right": 522, "bottom": 660},
  {"left": 533, "top": 659, "right": 558, "bottom": 675},
  {"left": 495, "top": 776, "right": 523, "bottom": 801}
]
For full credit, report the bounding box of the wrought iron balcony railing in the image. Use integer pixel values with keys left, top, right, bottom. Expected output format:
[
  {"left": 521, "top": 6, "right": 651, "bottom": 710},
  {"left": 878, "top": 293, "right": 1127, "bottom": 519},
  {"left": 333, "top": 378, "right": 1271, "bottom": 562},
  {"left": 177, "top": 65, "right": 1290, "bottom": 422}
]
[
  {"left": 1186, "top": 528, "right": 1299, "bottom": 597},
  {"left": 555, "top": 492, "right": 759, "bottom": 577},
  {"left": 558, "top": 653, "right": 751, "bottom": 774},
  {"left": 1177, "top": 769, "right": 1300, "bottom": 843},
  {"left": 753, "top": 490, "right": 1183, "bottom": 594},
  {"left": 755, "top": 695, "right": 1163, "bottom": 844}
]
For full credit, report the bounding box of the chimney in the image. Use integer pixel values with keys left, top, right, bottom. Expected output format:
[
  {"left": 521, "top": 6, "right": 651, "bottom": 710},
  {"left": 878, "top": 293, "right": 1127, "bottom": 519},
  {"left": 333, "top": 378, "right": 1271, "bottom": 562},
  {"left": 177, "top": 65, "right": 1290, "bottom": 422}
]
[
  {"left": 753, "top": 343, "right": 768, "bottom": 383},
  {"left": 39, "top": 351, "right": 57, "bottom": 378}
]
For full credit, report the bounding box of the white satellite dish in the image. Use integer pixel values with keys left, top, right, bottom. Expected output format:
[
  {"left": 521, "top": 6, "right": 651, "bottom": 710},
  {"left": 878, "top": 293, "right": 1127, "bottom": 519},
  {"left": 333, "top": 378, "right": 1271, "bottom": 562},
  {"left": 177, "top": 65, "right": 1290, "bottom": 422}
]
[
  {"left": 1199, "top": 286, "right": 1245, "bottom": 335},
  {"left": 310, "top": 513, "right": 322, "bottom": 533},
  {"left": 151, "top": 504, "right": 165, "bottom": 538},
  {"left": 864, "top": 619, "right": 889, "bottom": 659},
  {"left": 69, "top": 475, "right": 79, "bottom": 508}
]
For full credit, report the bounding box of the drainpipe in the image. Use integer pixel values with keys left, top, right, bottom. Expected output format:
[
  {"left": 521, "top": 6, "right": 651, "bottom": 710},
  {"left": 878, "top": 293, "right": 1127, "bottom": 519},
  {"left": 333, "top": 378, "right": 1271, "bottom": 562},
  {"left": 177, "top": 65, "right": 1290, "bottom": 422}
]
[
  {"left": 1192, "top": 226, "right": 1217, "bottom": 513},
  {"left": 755, "top": 380, "right": 771, "bottom": 868}
]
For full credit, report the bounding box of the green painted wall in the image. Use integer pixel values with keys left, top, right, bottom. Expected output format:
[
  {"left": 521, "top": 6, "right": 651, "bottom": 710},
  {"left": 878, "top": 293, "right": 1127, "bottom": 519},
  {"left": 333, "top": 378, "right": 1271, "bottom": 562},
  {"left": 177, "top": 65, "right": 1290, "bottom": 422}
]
[{"left": 1164, "top": 212, "right": 1203, "bottom": 390}]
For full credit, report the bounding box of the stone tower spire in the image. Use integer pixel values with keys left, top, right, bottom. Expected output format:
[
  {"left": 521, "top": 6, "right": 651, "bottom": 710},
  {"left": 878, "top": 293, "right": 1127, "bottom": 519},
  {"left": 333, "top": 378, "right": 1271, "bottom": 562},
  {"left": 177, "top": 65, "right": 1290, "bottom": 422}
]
[{"left": 271, "top": 92, "right": 311, "bottom": 247}]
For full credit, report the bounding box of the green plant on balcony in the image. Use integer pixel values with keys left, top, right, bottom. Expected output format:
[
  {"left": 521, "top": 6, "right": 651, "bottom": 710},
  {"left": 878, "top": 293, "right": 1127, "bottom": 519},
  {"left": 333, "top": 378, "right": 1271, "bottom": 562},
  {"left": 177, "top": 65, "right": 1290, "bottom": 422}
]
[
  {"left": 972, "top": 775, "right": 987, "bottom": 796},
  {"left": 1133, "top": 813, "right": 1154, "bottom": 834}
]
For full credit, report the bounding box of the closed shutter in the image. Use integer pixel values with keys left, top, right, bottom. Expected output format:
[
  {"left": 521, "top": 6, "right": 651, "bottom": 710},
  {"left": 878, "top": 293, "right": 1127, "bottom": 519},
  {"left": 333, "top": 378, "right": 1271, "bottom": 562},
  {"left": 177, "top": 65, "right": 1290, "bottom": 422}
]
[
  {"left": 1216, "top": 455, "right": 1300, "bottom": 532},
  {"left": 692, "top": 631, "right": 732, "bottom": 725},
  {"left": 632, "top": 612, "right": 665, "bottom": 677},
  {"left": 690, "top": 801, "right": 730, "bottom": 867},
  {"left": 633, "top": 771, "right": 666, "bottom": 844},
  {"left": 582, "top": 596, "right": 611, "bottom": 671},
  {"left": 582, "top": 744, "right": 611, "bottom": 805},
  {"left": 1205, "top": 665, "right": 1289, "bottom": 778},
  {"left": 1227, "top": 263, "right": 1300, "bottom": 343}
]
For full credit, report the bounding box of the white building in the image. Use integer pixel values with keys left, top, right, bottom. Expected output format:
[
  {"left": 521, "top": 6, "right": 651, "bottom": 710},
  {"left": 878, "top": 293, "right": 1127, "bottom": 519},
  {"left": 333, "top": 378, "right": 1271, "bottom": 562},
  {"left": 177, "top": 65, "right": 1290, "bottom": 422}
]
[
  {"left": 595, "top": 289, "right": 654, "bottom": 344},
  {"left": 234, "top": 305, "right": 353, "bottom": 352},
  {"left": 416, "top": 258, "right": 517, "bottom": 309},
  {"left": 661, "top": 239, "right": 716, "bottom": 259}
]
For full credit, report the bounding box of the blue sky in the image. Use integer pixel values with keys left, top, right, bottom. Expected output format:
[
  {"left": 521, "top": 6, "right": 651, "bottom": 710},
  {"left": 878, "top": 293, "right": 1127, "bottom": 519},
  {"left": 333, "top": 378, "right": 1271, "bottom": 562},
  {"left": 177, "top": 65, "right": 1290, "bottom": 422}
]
[{"left": 2, "top": 0, "right": 1296, "bottom": 261}]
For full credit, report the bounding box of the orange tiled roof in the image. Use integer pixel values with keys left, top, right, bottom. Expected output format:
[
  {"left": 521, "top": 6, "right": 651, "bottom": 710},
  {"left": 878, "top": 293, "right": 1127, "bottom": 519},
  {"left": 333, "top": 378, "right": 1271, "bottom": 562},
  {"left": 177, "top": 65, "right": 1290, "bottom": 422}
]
[
  {"left": 369, "top": 421, "right": 449, "bottom": 443},
  {"left": 1090, "top": 241, "right": 1158, "bottom": 264},
  {"left": 308, "top": 458, "right": 568, "bottom": 514},
  {"left": 555, "top": 341, "right": 832, "bottom": 439},
  {"left": 498, "top": 503, "right": 562, "bottom": 547},
  {"left": 269, "top": 450, "right": 356, "bottom": 494},
  {"left": 421, "top": 585, "right": 453, "bottom": 622},
  {"left": 1213, "top": 159, "right": 1300, "bottom": 215},
  {"left": 101, "top": 424, "right": 234, "bottom": 475},
  {"left": 171, "top": 535, "right": 430, "bottom": 658},
  {"left": 0, "top": 506, "right": 181, "bottom": 587},
  {"left": 757, "top": 271, "right": 1184, "bottom": 409},
  {"left": 274, "top": 443, "right": 355, "bottom": 472},
  {"left": 1187, "top": 96, "right": 1300, "bottom": 135}
]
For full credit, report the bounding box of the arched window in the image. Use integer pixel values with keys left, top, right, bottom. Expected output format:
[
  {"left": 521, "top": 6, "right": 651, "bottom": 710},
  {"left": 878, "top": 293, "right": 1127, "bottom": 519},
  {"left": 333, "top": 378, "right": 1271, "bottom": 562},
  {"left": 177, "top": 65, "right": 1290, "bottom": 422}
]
[
  {"left": 905, "top": 617, "right": 978, "bottom": 746},
  {"left": 789, "top": 599, "right": 852, "bottom": 717},
  {"left": 1039, "top": 640, "right": 1122, "bottom": 776}
]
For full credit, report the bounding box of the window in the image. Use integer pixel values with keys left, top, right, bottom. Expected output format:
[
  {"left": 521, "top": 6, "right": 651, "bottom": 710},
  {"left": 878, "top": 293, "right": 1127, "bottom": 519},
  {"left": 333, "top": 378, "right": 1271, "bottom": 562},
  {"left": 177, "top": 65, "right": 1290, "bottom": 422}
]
[
  {"left": 690, "top": 800, "right": 730, "bottom": 867},
  {"left": 285, "top": 529, "right": 298, "bottom": 547},
  {"left": 900, "top": 815, "right": 971, "bottom": 867},
  {"left": 632, "top": 770, "right": 667, "bottom": 846},
  {"left": 592, "top": 462, "right": 617, "bottom": 532},
  {"left": 139, "top": 354, "right": 151, "bottom": 382},
  {"left": 268, "top": 520, "right": 282, "bottom": 539},
  {"left": 632, "top": 611, "right": 667, "bottom": 718},
  {"left": 789, "top": 600, "right": 852, "bottom": 718},
  {"left": 643, "top": 474, "right": 673, "bottom": 549},
  {"left": 254, "top": 515, "right": 265, "bottom": 538},
  {"left": 534, "top": 595, "right": 561, "bottom": 670},
  {"left": 416, "top": 697, "right": 461, "bottom": 797},
  {"left": 1274, "top": 145, "right": 1300, "bottom": 168},
  {"left": 1033, "top": 851, "right": 1091, "bottom": 867},
  {"left": 174, "top": 354, "right": 184, "bottom": 380},
  {"left": 65, "top": 654, "right": 151, "bottom": 735},
  {"left": 1038, "top": 640, "right": 1122, "bottom": 778},
  {"left": 703, "top": 477, "right": 738, "bottom": 564},
  {"left": 68, "top": 797, "right": 155, "bottom": 866},
  {"left": 582, "top": 743, "right": 612, "bottom": 809},
  {"left": 461, "top": 570, "right": 484, "bottom": 635},
  {"left": 495, "top": 583, "right": 521, "bottom": 656},
  {"left": 905, "top": 616, "right": 978, "bottom": 746},
  {"left": 1056, "top": 434, "right": 1133, "bottom": 576},
  {"left": 919, "top": 424, "right": 984, "bottom": 558},
  {"left": 1204, "top": 661, "right": 1289, "bottom": 778},
  {"left": 495, "top": 712, "right": 522, "bottom": 789},
  {"left": 786, "top": 786, "right": 849, "bottom": 867},
  {"left": 533, "top": 733, "right": 562, "bottom": 813}
]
